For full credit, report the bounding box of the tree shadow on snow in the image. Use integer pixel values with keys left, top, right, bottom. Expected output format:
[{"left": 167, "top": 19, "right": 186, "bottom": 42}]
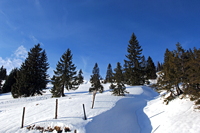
[{"left": 64, "top": 90, "right": 89, "bottom": 95}]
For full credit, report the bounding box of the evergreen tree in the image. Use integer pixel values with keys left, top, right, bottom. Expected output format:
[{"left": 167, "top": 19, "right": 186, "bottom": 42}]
[
  {"left": 146, "top": 56, "right": 157, "bottom": 79},
  {"left": 89, "top": 63, "right": 104, "bottom": 109},
  {"left": 123, "top": 61, "right": 130, "bottom": 84},
  {"left": 51, "top": 49, "right": 79, "bottom": 97},
  {"left": 155, "top": 45, "right": 184, "bottom": 103},
  {"left": 77, "top": 69, "right": 84, "bottom": 84},
  {"left": 89, "top": 63, "right": 104, "bottom": 93},
  {"left": 124, "top": 33, "right": 143, "bottom": 85},
  {"left": 12, "top": 64, "right": 30, "bottom": 98},
  {"left": 2, "top": 68, "right": 18, "bottom": 93},
  {"left": 0, "top": 66, "right": 7, "bottom": 92},
  {"left": 156, "top": 61, "right": 163, "bottom": 72},
  {"left": 105, "top": 63, "right": 114, "bottom": 83},
  {"left": 155, "top": 43, "right": 200, "bottom": 106},
  {"left": 111, "top": 62, "right": 128, "bottom": 96},
  {"left": 184, "top": 47, "right": 200, "bottom": 104},
  {"left": 11, "top": 44, "right": 49, "bottom": 98},
  {"left": 140, "top": 55, "right": 148, "bottom": 83}
]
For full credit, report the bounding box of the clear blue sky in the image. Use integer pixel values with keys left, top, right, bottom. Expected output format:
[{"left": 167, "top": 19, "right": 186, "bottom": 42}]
[{"left": 0, "top": 0, "right": 200, "bottom": 79}]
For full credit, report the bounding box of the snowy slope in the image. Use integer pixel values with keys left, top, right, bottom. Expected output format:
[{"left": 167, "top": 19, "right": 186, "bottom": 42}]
[
  {"left": 144, "top": 96, "right": 200, "bottom": 133},
  {"left": 0, "top": 82, "right": 199, "bottom": 133}
]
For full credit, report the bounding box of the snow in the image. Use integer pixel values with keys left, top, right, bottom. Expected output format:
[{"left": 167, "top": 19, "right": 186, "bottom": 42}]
[
  {"left": 0, "top": 82, "right": 200, "bottom": 133},
  {"left": 144, "top": 97, "right": 200, "bottom": 133}
]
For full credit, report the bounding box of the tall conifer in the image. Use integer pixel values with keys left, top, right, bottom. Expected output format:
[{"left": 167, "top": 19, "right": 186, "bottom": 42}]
[
  {"left": 146, "top": 56, "right": 157, "bottom": 79},
  {"left": 89, "top": 63, "right": 104, "bottom": 93},
  {"left": 89, "top": 63, "right": 104, "bottom": 109},
  {"left": 124, "top": 33, "right": 143, "bottom": 85},
  {"left": 77, "top": 69, "right": 84, "bottom": 84},
  {"left": 11, "top": 44, "right": 49, "bottom": 98},
  {"left": 51, "top": 49, "right": 78, "bottom": 97},
  {"left": 105, "top": 63, "right": 114, "bottom": 83},
  {"left": 184, "top": 47, "right": 200, "bottom": 104}
]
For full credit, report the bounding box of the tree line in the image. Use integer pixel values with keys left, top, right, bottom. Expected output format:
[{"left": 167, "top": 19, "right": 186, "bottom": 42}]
[
  {"left": 0, "top": 33, "right": 158, "bottom": 98},
  {"left": 154, "top": 43, "right": 200, "bottom": 106}
]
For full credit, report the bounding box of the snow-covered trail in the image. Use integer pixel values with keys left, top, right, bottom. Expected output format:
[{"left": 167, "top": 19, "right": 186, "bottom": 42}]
[
  {"left": 85, "top": 86, "right": 158, "bottom": 133},
  {"left": 0, "top": 83, "right": 159, "bottom": 133}
]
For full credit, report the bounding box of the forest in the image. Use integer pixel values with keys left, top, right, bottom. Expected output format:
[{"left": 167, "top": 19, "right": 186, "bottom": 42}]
[{"left": 0, "top": 33, "right": 199, "bottom": 107}]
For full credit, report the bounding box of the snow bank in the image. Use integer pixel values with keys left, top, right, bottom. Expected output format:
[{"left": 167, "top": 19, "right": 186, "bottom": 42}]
[{"left": 144, "top": 96, "right": 200, "bottom": 133}]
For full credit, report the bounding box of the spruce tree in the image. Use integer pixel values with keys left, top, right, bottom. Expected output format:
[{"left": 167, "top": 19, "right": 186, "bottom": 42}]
[
  {"left": 2, "top": 68, "right": 18, "bottom": 93},
  {"left": 146, "top": 56, "right": 157, "bottom": 79},
  {"left": 51, "top": 49, "right": 79, "bottom": 97},
  {"left": 89, "top": 63, "right": 104, "bottom": 93},
  {"left": 77, "top": 69, "right": 84, "bottom": 84},
  {"left": 123, "top": 61, "right": 131, "bottom": 84},
  {"left": 156, "top": 61, "right": 163, "bottom": 72},
  {"left": 11, "top": 44, "right": 49, "bottom": 98},
  {"left": 140, "top": 55, "right": 148, "bottom": 83},
  {"left": 124, "top": 33, "right": 143, "bottom": 85},
  {"left": 105, "top": 63, "right": 114, "bottom": 83},
  {"left": 155, "top": 45, "right": 184, "bottom": 103},
  {"left": 155, "top": 44, "right": 200, "bottom": 106},
  {"left": 111, "top": 62, "right": 128, "bottom": 96},
  {"left": 184, "top": 47, "right": 200, "bottom": 104},
  {"left": 89, "top": 63, "right": 104, "bottom": 109},
  {"left": 12, "top": 64, "right": 30, "bottom": 98}
]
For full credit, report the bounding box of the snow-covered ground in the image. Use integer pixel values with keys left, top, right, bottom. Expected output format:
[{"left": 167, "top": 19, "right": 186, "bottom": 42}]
[
  {"left": 144, "top": 95, "right": 200, "bottom": 133},
  {"left": 0, "top": 82, "right": 199, "bottom": 133}
]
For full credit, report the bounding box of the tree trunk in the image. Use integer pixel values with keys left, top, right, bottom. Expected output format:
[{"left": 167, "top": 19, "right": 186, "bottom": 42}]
[
  {"left": 176, "top": 84, "right": 183, "bottom": 95},
  {"left": 91, "top": 90, "right": 97, "bottom": 109},
  {"left": 169, "top": 90, "right": 177, "bottom": 96},
  {"left": 61, "top": 85, "right": 65, "bottom": 97}
]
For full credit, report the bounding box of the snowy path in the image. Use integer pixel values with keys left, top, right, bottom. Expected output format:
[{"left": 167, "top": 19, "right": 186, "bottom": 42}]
[
  {"left": 85, "top": 86, "right": 158, "bottom": 133},
  {"left": 0, "top": 83, "right": 159, "bottom": 133}
]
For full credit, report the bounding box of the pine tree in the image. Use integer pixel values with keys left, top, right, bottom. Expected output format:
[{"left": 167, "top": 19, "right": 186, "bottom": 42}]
[
  {"left": 89, "top": 63, "right": 104, "bottom": 109},
  {"left": 140, "top": 55, "right": 148, "bottom": 83},
  {"left": 77, "top": 69, "right": 84, "bottom": 84},
  {"left": 12, "top": 64, "right": 29, "bottom": 98},
  {"left": 51, "top": 49, "right": 79, "bottom": 97},
  {"left": 123, "top": 61, "right": 130, "bottom": 84},
  {"left": 156, "top": 61, "right": 163, "bottom": 72},
  {"left": 11, "top": 44, "right": 49, "bottom": 98},
  {"left": 111, "top": 62, "right": 128, "bottom": 96},
  {"left": 146, "top": 56, "right": 157, "bottom": 79},
  {"left": 105, "top": 63, "right": 114, "bottom": 83},
  {"left": 39, "top": 50, "right": 49, "bottom": 90},
  {"left": 184, "top": 47, "right": 200, "bottom": 104},
  {"left": 155, "top": 45, "right": 184, "bottom": 103},
  {"left": 89, "top": 63, "right": 104, "bottom": 93},
  {"left": 155, "top": 48, "right": 176, "bottom": 103},
  {"left": 2, "top": 68, "right": 18, "bottom": 93},
  {"left": 0, "top": 66, "right": 7, "bottom": 93},
  {"left": 124, "top": 33, "right": 143, "bottom": 85},
  {"left": 155, "top": 44, "right": 200, "bottom": 106}
]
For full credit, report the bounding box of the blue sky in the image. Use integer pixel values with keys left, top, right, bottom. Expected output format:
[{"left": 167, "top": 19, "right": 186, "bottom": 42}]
[{"left": 0, "top": 0, "right": 200, "bottom": 79}]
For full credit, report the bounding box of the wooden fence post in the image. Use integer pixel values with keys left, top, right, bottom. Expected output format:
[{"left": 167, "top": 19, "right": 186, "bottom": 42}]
[
  {"left": 21, "top": 107, "right": 25, "bottom": 128},
  {"left": 74, "top": 129, "right": 77, "bottom": 133},
  {"left": 55, "top": 99, "right": 58, "bottom": 119},
  {"left": 83, "top": 104, "right": 87, "bottom": 120}
]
